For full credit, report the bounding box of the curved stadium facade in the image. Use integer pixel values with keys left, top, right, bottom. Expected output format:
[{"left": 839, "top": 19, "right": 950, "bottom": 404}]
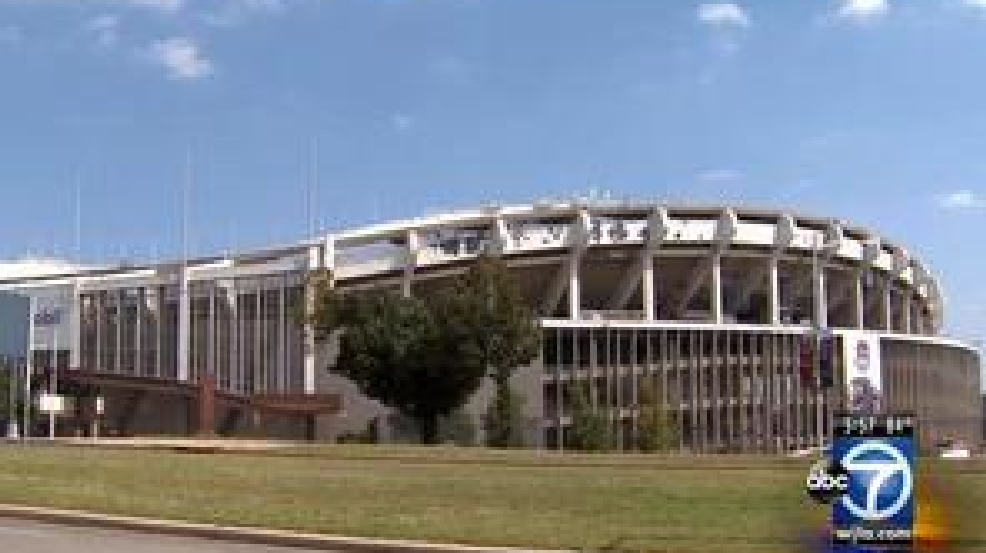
[{"left": 0, "top": 202, "right": 980, "bottom": 452}]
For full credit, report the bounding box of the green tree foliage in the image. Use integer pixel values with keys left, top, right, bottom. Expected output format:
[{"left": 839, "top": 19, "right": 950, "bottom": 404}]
[
  {"left": 565, "top": 384, "right": 614, "bottom": 452},
  {"left": 484, "top": 383, "right": 526, "bottom": 448},
  {"left": 636, "top": 376, "right": 678, "bottom": 453},
  {"left": 450, "top": 254, "right": 541, "bottom": 447},
  {"left": 0, "top": 366, "right": 18, "bottom": 421},
  {"left": 310, "top": 254, "right": 542, "bottom": 447},
  {"left": 311, "top": 284, "right": 487, "bottom": 444}
]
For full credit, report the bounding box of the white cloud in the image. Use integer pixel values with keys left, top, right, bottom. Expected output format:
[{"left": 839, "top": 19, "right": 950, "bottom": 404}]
[
  {"left": 837, "top": 0, "right": 888, "bottom": 22},
  {"left": 936, "top": 190, "right": 986, "bottom": 210},
  {"left": 697, "top": 3, "right": 750, "bottom": 28},
  {"left": 0, "top": 0, "right": 183, "bottom": 9},
  {"left": 126, "top": 0, "right": 184, "bottom": 12},
  {"left": 697, "top": 168, "right": 742, "bottom": 183},
  {"left": 963, "top": 0, "right": 986, "bottom": 9},
  {"left": 85, "top": 14, "right": 120, "bottom": 47},
  {"left": 146, "top": 37, "right": 212, "bottom": 80},
  {"left": 201, "top": 0, "right": 286, "bottom": 26},
  {"left": 391, "top": 113, "right": 414, "bottom": 132}
]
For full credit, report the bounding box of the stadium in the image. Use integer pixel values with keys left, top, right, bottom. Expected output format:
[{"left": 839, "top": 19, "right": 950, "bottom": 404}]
[{"left": 0, "top": 201, "right": 980, "bottom": 453}]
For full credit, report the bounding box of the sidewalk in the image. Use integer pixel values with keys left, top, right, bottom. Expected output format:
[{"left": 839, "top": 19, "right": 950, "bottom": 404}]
[{"left": 0, "top": 504, "right": 566, "bottom": 553}]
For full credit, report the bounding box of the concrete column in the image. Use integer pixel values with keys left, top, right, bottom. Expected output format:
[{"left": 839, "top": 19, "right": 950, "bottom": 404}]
[
  {"left": 135, "top": 288, "right": 143, "bottom": 377},
  {"left": 115, "top": 289, "right": 122, "bottom": 374},
  {"left": 769, "top": 256, "right": 780, "bottom": 325},
  {"left": 642, "top": 254, "right": 655, "bottom": 321},
  {"left": 303, "top": 245, "right": 321, "bottom": 395},
  {"left": 278, "top": 280, "right": 286, "bottom": 393},
  {"left": 902, "top": 293, "right": 912, "bottom": 335},
  {"left": 711, "top": 255, "right": 723, "bottom": 324},
  {"left": 814, "top": 265, "right": 827, "bottom": 329},
  {"left": 154, "top": 288, "right": 162, "bottom": 379},
  {"left": 227, "top": 285, "right": 238, "bottom": 394},
  {"left": 94, "top": 292, "right": 102, "bottom": 372},
  {"left": 568, "top": 255, "right": 580, "bottom": 320},
  {"left": 255, "top": 288, "right": 263, "bottom": 393},
  {"left": 882, "top": 280, "right": 893, "bottom": 332},
  {"left": 402, "top": 230, "right": 418, "bottom": 298},
  {"left": 69, "top": 282, "right": 81, "bottom": 369},
  {"left": 177, "top": 267, "right": 190, "bottom": 382},
  {"left": 208, "top": 285, "right": 215, "bottom": 380}
]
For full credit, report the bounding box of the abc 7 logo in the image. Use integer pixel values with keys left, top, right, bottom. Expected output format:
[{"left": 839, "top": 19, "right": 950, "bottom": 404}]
[{"left": 805, "top": 442, "right": 913, "bottom": 520}]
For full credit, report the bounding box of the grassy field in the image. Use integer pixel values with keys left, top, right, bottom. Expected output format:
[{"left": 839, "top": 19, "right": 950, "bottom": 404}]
[{"left": 0, "top": 444, "right": 982, "bottom": 552}]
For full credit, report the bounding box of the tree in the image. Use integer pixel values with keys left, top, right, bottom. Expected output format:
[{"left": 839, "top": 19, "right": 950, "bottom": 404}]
[
  {"left": 565, "top": 384, "right": 614, "bottom": 452},
  {"left": 636, "top": 376, "right": 678, "bottom": 453},
  {"left": 310, "top": 279, "right": 487, "bottom": 445},
  {"left": 0, "top": 364, "right": 18, "bottom": 422},
  {"left": 309, "top": 253, "right": 541, "bottom": 446},
  {"left": 484, "top": 383, "right": 526, "bottom": 448},
  {"left": 439, "top": 410, "right": 478, "bottom": 446},
  {"left": 447, "top": 253, "right": 541, "bottom": 447}
]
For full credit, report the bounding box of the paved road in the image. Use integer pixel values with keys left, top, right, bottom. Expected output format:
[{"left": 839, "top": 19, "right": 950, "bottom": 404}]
[{"left": 0, "top": 519, "right": 330, "bottom": 552}]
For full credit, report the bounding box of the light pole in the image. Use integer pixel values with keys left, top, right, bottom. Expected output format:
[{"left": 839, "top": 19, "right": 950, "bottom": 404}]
[
  {"left": 22, "top": 296, "right": 35, "bottom": 441},
  {"left": 47, "top": 315, "right": 58, "bottom": 440}
]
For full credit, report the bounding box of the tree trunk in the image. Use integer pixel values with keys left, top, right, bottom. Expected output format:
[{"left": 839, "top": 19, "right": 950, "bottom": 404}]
[
  {"left": 490, "top": 376, "right": 510, "bottom": 447},
  {"left": 419, "top": 413, "right": 440, "bottom": 445}
]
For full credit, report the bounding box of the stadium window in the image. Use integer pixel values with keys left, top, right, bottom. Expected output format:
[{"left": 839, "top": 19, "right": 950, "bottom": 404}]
[
  {"left": 576, "top": 331, "right": 592, "bottom": 368},
  {"left": 678, "top": 331, "right": 692, "bottom": 357},
  {"left": 636, "top": 332, "right": 649, "bottom": 365},
  {"left": 619, "top": 330, "right": 634, "bottom": 365},
  {"left": 559, "top": 328, "right": 575, "bottom": 367},
  {"left": 702, "top": 330, "right": 715, "bottom": 356},
  {"left": 649, "top": 332, "right": 662, "bottom": 362}
]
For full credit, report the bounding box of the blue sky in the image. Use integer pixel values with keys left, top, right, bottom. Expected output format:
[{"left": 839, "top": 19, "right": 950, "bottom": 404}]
[{"left": 0, "top": 0, "right": 985, "bottom": 340}]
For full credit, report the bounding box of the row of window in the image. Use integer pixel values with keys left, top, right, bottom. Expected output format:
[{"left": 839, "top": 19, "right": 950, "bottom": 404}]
[
  {"left": 78, "top": 274, "right": 307, "bottom": 394},
  {"left": 541, "top": 328, "right": 815, "bottom": 368}
]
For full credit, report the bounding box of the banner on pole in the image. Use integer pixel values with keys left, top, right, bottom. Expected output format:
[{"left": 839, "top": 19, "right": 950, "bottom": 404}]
[{"left": 841, "top": 331, "right": 882, "bottom": 414}]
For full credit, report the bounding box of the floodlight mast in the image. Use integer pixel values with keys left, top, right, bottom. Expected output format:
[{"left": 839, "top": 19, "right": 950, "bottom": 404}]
[
  {"left": 48, "top": 306, "right": 58, "bottom": 441},
  {"left": 22, "top": 296, "right": 34, "bottom": 440}
]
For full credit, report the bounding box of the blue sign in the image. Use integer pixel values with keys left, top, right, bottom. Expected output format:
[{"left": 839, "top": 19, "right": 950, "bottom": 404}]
[{"left": 830, "top": 414, "right": 916, "bottom": 551}]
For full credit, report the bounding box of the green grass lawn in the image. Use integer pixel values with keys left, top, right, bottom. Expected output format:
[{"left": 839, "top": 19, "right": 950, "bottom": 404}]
[{"left": 0, "top": 444, "right": 983, "bottom": 552}]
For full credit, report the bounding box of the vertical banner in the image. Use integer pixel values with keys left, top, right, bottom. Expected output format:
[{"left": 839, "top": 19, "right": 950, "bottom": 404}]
[
  {"left": 30, "top": 291, "right": 70, "bottom": 352},
  {"left": 798, "top": 334, "right": 816, "bottom": 387},
  {"left": 841, "top": 331, "right": 882, "bottom": 415}
]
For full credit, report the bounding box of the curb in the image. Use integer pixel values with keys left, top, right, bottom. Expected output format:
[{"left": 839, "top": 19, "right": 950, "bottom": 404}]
[{"left": 0, "top": 504, "right": 566, "bottom": 553}]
